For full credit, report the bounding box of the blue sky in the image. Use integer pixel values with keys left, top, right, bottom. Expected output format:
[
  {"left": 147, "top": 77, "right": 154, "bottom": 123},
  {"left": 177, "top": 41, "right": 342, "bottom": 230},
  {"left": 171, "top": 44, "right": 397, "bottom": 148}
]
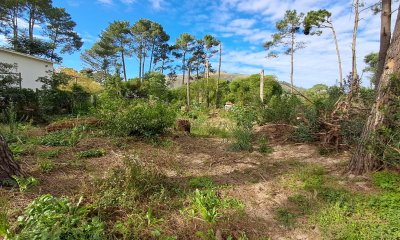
[{"left": 49, "top": 1, "right": 384, "bottom": 87}]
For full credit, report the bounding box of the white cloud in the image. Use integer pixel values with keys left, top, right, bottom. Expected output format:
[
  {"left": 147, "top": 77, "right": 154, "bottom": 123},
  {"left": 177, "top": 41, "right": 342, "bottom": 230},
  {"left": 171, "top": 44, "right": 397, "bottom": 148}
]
[
  {"left": 121, "top": 0, "right": 135, "bottom": 4},
  {"left": 206, "top": 0, "right": 384, "bottom": 88},
  {"left": 97, "top": 0, "right": 113, "bottom": 5},
  {"left": 149, "top": 0, "right": 166, "bottom": 10}
]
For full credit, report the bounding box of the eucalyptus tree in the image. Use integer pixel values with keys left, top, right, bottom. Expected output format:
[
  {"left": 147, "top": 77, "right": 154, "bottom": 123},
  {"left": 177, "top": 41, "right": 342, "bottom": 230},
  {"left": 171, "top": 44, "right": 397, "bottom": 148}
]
[
  {"left": 304, "top": 9, "right": 343, "bottom": 87},
  {"left": 99, "top": 21, "right": 132, "bottom": 81},
  {"left": 264, "top": 10, "right": 306, "bottom": 92},
  {"left": 174, "top": 33, "right": 195, "bottom": 85},
  {"left": 44, "top": 7, "right": 83, "bottom": 62}
]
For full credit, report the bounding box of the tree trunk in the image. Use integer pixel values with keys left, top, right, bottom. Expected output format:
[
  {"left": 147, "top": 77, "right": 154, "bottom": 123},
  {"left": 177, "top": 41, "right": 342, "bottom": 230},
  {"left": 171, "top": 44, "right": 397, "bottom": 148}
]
[
  {"left": 216, "top": 43, "right": 222, "bottom": 108},
  {"left": 182, "top": 52, "right": 186, "bottom": 86},
  {"left": 206, "top": 58, "right": 210, "bottom": 107},
  {"left": 350, "top": 0, "right": 360, "bottom": 98},
  {"left": 0, "top": 137, "right": 23, "bottom": 182},
  {"left": 186, "top": 63, "right": 191, "bottom": 112},
  {"left": 330, "top": 24, "right": 343, "bottom": 88},
  {"left": 139, "top": 47, "right": 143, "bottom": 82},
  {"left": 290, "top": 33, "right": 294, "bottom": 94},
  {"left": 149, "top": 41, "right": 155, "bottom": 73},
  {"left": 260, "top": 69, "right": 264, "bottom": 102},
  {"left": 121, "top": 47, "right": 127, "bottom": 81},
  {"left": 348, "top": 4, "right": 400, "bottom": 174},
  {"left": 375, "top": 0, "right": 392, "bottom": 89}
]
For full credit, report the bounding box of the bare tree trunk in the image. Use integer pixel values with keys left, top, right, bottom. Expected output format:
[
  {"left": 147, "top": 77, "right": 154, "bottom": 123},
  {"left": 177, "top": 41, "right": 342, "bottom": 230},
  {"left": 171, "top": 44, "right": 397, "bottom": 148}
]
[
  {"left": 375, "top": 0, "right": 392, "bottom": 89},
  {"left": 142, "top": 53, "right": 146, "bottom": 80},
  {"left": 0, "top": 136, "right": 23, "bottom": 182},
  {"left": 349, "top": 4, "right": 400, "bottom": 174},
  {"left": 186, "top": 63, "right": 191, "bottom": 112},
  {"left": 121, "top": 48, "right": 127, "bottom": 81},
  {"left": 205, "top": 58, "right": 210, "bottom": 107},
  {"left": 182, "top": 52, "right": 186, "bottom": 86},
  {"left": 330, "top": 24, "right": 343, "bottom": 88},
  {"left": 350, "top": 0, "right": 360, "bottom": 98},
  {"left": 216, "top": 43, "right": 222, "bottom": 108},
  {"left": 139, "top": 48, "right": 143, "bottom": 82},
  {"left": 260, "top": 69, "right": 264, "bottom": 102},
  {"left": 290, "top": 33, "right": 294, "bottom": 94},
  {"left": 149, "top": 41, "right": 155, "bottom": 73}
]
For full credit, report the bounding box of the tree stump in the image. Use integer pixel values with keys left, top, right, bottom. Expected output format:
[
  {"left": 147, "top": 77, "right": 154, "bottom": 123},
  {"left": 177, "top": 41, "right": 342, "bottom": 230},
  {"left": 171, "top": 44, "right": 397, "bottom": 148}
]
[
  {"left": 0, "top": 136, "right": 24, "bottom": 182},
  {"left": 176, "top": 119, "right": 191, "bottom": 133}
]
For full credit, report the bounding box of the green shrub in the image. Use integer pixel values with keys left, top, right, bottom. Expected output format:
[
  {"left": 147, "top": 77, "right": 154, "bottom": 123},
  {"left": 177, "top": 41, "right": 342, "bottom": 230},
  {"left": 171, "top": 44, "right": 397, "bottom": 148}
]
[
  {"left": 258, "top": 136, "right": 273, "bottom": 154},
  {"left": 229, "top": 127, "right": 253, "bottom": 152},
  {"left": 78, "top": 148, "right": 105, "bottom": 159},
  {"left": 98, "top": 99, "right": 176, "bottom": 137},
  {"left": 13, "top": 194, "right": 104, "bottom": 240},
  {"left": 260, "top": 94, "right": 302, "bottom": 124},
  {"left": 372, "top": 171, "right": 400, "bottom": 192}
]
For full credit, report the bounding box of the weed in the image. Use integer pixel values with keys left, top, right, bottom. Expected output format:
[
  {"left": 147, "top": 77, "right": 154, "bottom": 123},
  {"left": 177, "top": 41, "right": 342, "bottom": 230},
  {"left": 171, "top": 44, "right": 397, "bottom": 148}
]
[
  {"left": 189, "top": 177, "right": 215, "bottom": 189},
  {"left": 258, "top": 136, "right": 273, "bottom": 154},
  {"left": 288, "top": 194, "right": 312, "bottom": 214},
  {"left": 229, "top": 127, "right": 253, "bottom": 152},
  {"left": 12, "top": 176, "right": 39, "bottom": 192},
  {"left": 275, "top": 207, "right": 296, "bottom": 227},
  {"left": 372, "top": 171, "right": 400, "bottom": 192},
  {"left": 13, "top": 194, "right": 104, "bottom": 239},
  {"left": 0, "top": 197, "right": 8, "bottom": 237},
  {"left": 37, "top": 149, "right": 60, "bottom": 159},
  {"left": 77, "top": 148, "right": 106, "bottom": 159},
  {"left": 184, "top": 189, "right": 244, "bottom": 223},
  {"left": 39, "top": 127, "right": 84, "bottom": 147},
  {"left": 38, "top": 159, "right": 55, "bottom": 173}
]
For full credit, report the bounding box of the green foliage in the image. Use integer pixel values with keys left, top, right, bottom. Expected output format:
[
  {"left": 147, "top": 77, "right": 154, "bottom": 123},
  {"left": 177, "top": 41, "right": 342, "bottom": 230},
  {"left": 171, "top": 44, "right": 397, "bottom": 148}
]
[
  {"left": 39, "top": 127, "right": 83, "bottom": 146},
  {"left": 12, "top": 176, "right": 39, "bottom": 192},
  {"left": 13, "top": 195, "right": 104, "bottom": 240},
  {"left": 275, "top": 208, "right": 296, "bottom": 227},
  {"left": 258, "top": 136, "right": 273, "bottom": 154},
  {"left": 71, "top": 84, "right": 91, "bottom": 114},
  {"left": 0, "top": 197, "right": 8, "bottom": 237},
  {"left": 185, "top": 189, "right": 244, "bottom": 223},
  {"left": 94, "top": 157, "right": 171, "bottom": 210},
  {"left": 37, "top": 149, "right": 60, "bottom": 159},
  {"left": 372, "top": 171, "right": 400, "bottom": 192},
  {"left": 229, "top": 127, "right": 253, "bottom": 152},
  {"left": 260, "top": 94, "right": 302, "bottom": 124},
  {"left": 98, "top": 99, "right": 176, "bottom": 137},
  {"left": 189, "top": 177, "right": 215, "bottom": 189},
  {"left": 77, "top": 148, "right": 106, "bottom": 159},
  {"left": 38, "top": 159, "right": 55, "bottom": 173},
  {"left": 303, "top": 9, "right": 332, "bottom": 35}
]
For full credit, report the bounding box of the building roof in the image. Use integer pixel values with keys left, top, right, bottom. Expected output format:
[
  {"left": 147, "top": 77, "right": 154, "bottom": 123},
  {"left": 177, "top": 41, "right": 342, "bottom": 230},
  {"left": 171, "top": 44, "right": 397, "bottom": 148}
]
[{"left": 0, "top": 48, "right": 53, "bottom": 64}]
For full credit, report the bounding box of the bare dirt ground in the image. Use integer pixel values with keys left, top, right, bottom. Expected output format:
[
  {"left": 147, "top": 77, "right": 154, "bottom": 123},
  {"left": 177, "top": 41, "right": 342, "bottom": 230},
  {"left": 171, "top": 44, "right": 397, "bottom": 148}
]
[{"left": 2, "top": 128, "right": 366, "bottom": 239}]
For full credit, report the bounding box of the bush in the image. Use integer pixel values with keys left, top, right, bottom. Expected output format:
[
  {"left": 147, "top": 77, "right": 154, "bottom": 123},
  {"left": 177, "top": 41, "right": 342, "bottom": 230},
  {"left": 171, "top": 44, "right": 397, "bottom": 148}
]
[
  {"left": 98, "top": 99, "right": 176, "bottom": 137},
  {"left": 13, "top": 194, "right": 104, "bottom": 240},
  {"left": 39, "top": 127, "right": 83, "bottom": 146},
  {"left": 229, "top": 127, "right": 253, "bottom": 152},
  {"left": 260, "top": 94, "right": 302, "bottom": 124}
]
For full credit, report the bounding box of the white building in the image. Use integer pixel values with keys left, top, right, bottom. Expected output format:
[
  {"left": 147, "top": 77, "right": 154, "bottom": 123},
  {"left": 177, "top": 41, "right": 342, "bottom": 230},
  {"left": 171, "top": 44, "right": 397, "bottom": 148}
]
[{"left": 0, "top": 48, "right": 53, "bottom": 90}]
